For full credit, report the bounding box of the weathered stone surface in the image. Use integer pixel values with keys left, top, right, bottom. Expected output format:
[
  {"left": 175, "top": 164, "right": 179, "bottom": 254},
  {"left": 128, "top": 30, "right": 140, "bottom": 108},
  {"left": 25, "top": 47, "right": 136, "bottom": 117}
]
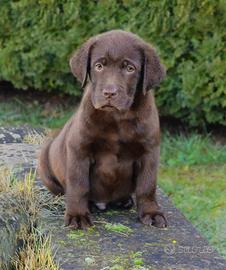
[
  {"left": 0, "top": 126, "right": 44, "bottom": 144},
  {"left": 0, "top": 192, "right": 30, "bottom": 269},
  {"left": 0, "top": 142, "right": 226, "bottom": 269},
  {"left": 0, "top": 143, "right": 40, "bottom": 168},
  {"left": 0, "top": 143, "right": 40, "bottom": 268},
  {"left": 39, "top": 190, "right": 226, "bottom": 270}
]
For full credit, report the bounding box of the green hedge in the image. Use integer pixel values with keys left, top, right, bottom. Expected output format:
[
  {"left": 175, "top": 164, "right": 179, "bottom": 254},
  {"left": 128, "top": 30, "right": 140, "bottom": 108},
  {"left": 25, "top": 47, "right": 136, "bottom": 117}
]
[{"left": 0, "top": 0, "right": 225, "bottom": 126}]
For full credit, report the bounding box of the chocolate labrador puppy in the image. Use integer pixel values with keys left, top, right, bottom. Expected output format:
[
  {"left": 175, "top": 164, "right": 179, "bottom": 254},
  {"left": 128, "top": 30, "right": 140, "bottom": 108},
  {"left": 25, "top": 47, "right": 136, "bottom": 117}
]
[{"left": 38, "top": 30, "right": 167, "bottom": 229}]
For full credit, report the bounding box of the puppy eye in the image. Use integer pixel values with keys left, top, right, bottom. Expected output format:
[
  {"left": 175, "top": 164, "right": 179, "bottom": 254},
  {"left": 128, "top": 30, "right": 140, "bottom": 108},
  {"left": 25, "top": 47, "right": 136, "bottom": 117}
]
[
  {"left": 95, "top": 63, "right": 104, "bottom": 71},
  {"left": 126, "top": 65, "right": 135, "bottom": 73}
]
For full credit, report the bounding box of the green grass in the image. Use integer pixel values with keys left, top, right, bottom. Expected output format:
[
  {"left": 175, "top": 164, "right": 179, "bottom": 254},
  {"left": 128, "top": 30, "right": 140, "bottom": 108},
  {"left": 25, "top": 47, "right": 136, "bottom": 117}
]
[
  {"left": 160, "top": 134, "right": 226, "bottom": 257},
  {"left": 104, "top": 222, "right": 133, "bottom": 235},
  {"left": 0, "top": 97, "right": 75, "bottom": 129},
  {"left": 161, "top": 133, "right": 226, "bottom": 166}
]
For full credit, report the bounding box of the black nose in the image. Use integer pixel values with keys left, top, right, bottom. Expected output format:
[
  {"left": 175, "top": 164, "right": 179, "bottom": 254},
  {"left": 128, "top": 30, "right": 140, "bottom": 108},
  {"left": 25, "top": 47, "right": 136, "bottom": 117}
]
[{"left": 102, "top": 85, "right": 119, "bottom": 98}]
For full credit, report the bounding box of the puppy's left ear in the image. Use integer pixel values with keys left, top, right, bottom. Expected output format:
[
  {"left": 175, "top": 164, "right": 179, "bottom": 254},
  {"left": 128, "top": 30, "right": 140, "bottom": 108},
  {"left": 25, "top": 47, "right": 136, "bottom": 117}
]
[
  {"left": 69, "top": 37, "right": 97, "bottom": 88},
  {"left": 142, "top": 44, "right": 166, "bottom": 95}
]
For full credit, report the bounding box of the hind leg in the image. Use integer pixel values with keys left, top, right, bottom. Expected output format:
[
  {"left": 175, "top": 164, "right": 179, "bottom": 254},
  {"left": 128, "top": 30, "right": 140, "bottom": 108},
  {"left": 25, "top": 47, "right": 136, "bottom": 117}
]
[
  {"left": 39, "top": 173, "right": 64, "bottom": 196},
  {"left": 38, "top": 139, "right": 64, "bottom": 196}
]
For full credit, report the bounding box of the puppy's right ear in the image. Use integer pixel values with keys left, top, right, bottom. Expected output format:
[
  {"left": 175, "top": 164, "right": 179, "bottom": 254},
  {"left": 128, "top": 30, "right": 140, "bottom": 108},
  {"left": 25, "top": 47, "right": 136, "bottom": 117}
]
[{"left": 69, "top": 37, "right": 96, "bottom": 88}]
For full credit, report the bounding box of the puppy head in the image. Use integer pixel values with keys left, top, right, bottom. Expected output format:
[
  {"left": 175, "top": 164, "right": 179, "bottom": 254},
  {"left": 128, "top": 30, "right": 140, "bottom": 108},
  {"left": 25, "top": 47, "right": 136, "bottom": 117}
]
[{"left": 70, "top": 30, "right": 165, "bottom": 111}]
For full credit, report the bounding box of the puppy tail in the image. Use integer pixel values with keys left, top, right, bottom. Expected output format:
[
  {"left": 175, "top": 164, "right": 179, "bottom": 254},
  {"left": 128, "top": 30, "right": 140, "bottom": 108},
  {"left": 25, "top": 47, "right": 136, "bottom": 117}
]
[{"left": 38, "top": 138, "right": 64, "bottom": 195}]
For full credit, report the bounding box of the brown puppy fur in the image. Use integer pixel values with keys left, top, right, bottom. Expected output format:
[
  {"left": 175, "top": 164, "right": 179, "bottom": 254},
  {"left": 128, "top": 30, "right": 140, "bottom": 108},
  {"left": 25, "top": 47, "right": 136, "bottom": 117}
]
[{"left": 38, "top": 30, "right": 167, "bottom": 229}]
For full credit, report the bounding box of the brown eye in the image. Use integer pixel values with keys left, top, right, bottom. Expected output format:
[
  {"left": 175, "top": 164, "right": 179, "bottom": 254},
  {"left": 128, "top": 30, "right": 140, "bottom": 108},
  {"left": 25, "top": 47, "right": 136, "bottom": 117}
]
[
  {"left": 95, "top": 63, "right": 103, "bottom": 71},
  {"left": 126, "top": 65, "right": 135, "bottom": 73}
]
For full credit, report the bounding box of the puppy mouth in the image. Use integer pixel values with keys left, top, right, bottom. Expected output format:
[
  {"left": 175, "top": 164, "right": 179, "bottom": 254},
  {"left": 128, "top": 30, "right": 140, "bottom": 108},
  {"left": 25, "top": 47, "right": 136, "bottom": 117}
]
[
  {"left": 100, "top": 101, "right": 118, "bottom": 111},
  {"left": 102, "top": 104, "right": 114, "bottom": 108},
  {"left": 101, "top": 104, "right": 116, "bottom": 111}
]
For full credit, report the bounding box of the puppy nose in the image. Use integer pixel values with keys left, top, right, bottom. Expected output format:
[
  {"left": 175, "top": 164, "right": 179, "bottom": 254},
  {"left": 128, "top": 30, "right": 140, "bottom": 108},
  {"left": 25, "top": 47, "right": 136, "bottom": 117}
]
[{"left": 102, "top": 85, "right": 118, "bottom": 98}]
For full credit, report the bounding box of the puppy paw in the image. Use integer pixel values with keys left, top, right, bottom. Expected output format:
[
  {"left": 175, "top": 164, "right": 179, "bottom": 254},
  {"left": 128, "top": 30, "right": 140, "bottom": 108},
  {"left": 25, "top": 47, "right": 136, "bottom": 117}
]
[
  {"left": 140, "top": 211, "right": 167, "bottom": 228},
  {"left": 65, "top": 213, "right": 93, "bottom": 229}
]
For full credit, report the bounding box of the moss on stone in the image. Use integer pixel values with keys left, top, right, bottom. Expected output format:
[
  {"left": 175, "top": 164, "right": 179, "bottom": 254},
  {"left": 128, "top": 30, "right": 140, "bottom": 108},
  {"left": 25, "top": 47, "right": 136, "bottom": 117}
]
[{"left": 104, "top": 222, "right": 133, "bottom": 235}]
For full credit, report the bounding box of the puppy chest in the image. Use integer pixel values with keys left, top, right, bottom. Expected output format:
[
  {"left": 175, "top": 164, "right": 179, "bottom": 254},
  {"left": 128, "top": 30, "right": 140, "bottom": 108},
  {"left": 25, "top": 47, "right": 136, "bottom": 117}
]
[
  {"left": 118, "top": 140, "right": 146, "bottom": 160},
  {"left": 93, "top": 155, "right": 133, "bottom": 179},
  {"left": 89, "top": 137, "right": 146, "bottom": 161},
  {"left": 90, "top": 154, "right": 134, "bottom": 201}
]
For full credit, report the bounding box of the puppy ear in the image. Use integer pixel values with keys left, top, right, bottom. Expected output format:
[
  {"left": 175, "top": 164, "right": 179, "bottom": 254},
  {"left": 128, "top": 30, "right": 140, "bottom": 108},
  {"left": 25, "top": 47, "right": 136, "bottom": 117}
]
[
  {"left": 142, "top": 45, "right": 166, "bottom": 95},
  {"left": 69, "top": 38, "right": 96, "bottom": 88}
]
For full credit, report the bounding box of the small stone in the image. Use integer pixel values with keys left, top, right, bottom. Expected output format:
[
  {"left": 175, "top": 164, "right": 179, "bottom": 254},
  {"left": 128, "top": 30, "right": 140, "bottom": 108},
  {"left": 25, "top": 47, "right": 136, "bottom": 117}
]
[{"left": 84, "top": 257, "right": 96, "bottom": 265}]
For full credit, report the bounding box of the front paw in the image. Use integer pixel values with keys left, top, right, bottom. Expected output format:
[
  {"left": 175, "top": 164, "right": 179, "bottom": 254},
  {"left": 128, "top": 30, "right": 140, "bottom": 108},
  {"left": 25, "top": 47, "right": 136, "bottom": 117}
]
[
  {"left": 140, "top": 211, "right": 167, "bottom": 228},
  {"left": 65, "top": 212, "right": 93, "bottom": 229}
]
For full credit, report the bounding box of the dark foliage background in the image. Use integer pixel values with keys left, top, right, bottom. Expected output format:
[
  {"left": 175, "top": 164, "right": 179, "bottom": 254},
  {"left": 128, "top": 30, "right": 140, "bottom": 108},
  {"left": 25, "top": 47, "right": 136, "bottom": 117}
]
[{"left": 0, "top": 0, "right": 225, "bottom": 126}]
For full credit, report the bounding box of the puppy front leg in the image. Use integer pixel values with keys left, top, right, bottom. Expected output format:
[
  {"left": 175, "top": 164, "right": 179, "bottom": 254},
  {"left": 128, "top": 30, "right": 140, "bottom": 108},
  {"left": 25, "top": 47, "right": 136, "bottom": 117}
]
[
  {"left": 65, "top": 150, "right": 92, "bottom": 229},
  {"left": 136, "top": 147, "right": 167, "bottom": 228}
]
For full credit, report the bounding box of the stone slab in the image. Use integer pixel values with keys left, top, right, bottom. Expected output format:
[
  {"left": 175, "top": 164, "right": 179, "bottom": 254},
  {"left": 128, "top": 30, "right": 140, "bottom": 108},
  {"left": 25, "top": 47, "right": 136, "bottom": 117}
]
[
  {"left": 0, "top": 192, "right": 30, "bottom": 269},
  {"left": 0, "top": 126, "right": 44, "bottom": 144},
  {"left": 0, "top": 143, "right": 226, "bottom": 269},
  {"left": 39, "top": 190, "right": 226, "bottom": 270},
  {"left": 0, "top": 143, "right": 40, "bottom": 168}
]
